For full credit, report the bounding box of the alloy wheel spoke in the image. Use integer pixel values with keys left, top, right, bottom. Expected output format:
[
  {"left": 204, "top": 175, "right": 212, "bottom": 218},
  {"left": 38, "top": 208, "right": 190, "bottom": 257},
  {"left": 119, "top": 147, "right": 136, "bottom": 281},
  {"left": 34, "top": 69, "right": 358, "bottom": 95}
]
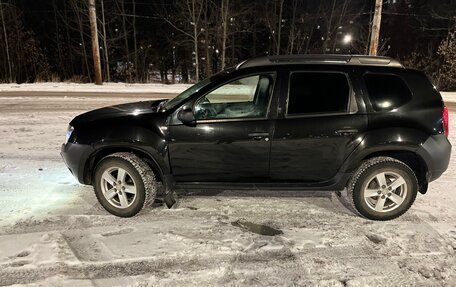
[
  {"left": 389, "top": 193, "right": 405, "bottom": 205},
  {"left": 364, "top": 189, "right": 380, "bottom": 198},
  {"left": 374, "top": 196, "right": 387, "bottom": 211},
  {"left": 375, "top": 172, "right": 387, "bottom": 188},
  {"left": 123, "top": 184, "right": 136, "bottom": 194},
  {"left": 118, "top": 193, "right": 129, "bottom": 208},
  {"left": 104, "top": 188, "right": 117, "bottom": 200},
  {"left": 388, "top": 177, "right": 406, "bottom": 191},
  {"left": 117, "top": 168, "right": 127, "bottom": 184},
  {"left": 102, "top": 172, "right": 117, "bottom": 186}
]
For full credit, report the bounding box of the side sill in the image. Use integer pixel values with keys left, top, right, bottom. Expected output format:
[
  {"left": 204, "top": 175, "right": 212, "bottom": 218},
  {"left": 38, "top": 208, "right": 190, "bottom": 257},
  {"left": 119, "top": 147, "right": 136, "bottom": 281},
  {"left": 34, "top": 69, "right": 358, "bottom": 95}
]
[{"left": 173, "top": 174, "right": 351, "bottom": 191}]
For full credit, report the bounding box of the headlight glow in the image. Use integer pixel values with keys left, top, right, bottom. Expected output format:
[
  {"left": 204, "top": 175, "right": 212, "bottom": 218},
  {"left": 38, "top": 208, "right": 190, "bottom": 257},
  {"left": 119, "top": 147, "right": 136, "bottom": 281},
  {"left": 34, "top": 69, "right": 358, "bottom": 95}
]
[{"left": 65, "top": 125, "right": 74, "bottom": 144}]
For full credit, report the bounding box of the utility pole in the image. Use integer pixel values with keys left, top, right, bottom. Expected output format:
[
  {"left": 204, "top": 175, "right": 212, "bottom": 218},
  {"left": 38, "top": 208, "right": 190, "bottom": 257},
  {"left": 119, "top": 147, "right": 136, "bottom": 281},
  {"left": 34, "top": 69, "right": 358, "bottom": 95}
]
[
  {"left": 369, "top": 0, "right": 383, "bottom": 56},
  {"left": 88, "top": 0, "right": 102, "bottom": 85}
]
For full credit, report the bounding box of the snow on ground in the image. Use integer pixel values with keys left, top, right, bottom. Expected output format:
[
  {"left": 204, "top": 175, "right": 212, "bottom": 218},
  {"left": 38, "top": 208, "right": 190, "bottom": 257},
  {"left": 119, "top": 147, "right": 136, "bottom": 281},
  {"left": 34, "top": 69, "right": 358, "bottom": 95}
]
[
  {"left": 442, "top": 92, "right": 456, "bottom": 104},
  {"left": 0, "top": 82, "right": 191, "bottom": 94},
  {"left": 0, "top": 92, "right": 456, "bottom": 286}
]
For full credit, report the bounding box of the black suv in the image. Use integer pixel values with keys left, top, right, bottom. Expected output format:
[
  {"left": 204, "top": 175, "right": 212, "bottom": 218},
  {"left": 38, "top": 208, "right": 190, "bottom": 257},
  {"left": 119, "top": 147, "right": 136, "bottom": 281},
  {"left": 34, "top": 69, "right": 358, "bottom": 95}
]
[{"left": 61, "top": 55, "right": 451, "bottom": 220}]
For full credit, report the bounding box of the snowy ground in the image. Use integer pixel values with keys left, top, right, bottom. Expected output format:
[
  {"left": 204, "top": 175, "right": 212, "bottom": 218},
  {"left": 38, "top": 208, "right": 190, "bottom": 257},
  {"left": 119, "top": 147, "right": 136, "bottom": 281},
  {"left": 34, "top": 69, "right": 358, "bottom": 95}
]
[
  {"left": 0, "top": 82, "right": 191, "bottom": 94},
  {"left": 0, "top": 92, "right": 456, "bottom": 286}
]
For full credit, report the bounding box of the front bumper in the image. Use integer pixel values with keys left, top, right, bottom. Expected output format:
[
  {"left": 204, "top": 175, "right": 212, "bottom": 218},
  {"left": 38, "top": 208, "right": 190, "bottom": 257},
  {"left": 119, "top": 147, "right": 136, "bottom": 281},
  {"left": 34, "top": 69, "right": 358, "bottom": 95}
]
[
  {"left": 61, "top": 142, "right": 94, "bottom": 184},
  {"left": 417, "top": 134, "right": 452, "bottom": 182}
]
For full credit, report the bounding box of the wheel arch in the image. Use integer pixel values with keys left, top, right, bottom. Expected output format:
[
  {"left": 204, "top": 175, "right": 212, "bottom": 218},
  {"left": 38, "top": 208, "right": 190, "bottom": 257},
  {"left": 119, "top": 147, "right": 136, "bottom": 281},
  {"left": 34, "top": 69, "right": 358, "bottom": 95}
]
[
  {"left": 83, "top": 145, "right": 165, "bottom": 186},
  {"left": 349, "top": 149, "right": 429, "bottom": 194},
  {"left": 341, "top": 127, "right": 431, "bottom": 194}
]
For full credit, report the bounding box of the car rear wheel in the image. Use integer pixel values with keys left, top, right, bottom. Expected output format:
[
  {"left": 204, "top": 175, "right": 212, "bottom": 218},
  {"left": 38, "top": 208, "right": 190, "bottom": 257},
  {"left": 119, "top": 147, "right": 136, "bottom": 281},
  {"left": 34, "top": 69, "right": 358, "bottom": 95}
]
[
  {"left": 347, "top": 157, "right": 418, "bottom": 220},
  {"left": 93, "top": 152, "right": 157, "bottom": 217}
]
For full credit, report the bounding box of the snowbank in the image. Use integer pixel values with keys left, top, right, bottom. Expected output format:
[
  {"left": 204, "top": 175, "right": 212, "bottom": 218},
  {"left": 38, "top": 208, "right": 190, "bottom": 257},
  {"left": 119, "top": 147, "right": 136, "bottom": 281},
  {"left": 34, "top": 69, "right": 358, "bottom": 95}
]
[
  {"left": 0, "top": 82, "right": 191, "bottom": 94},
  {"left": 442, "top": 92, "right": 456, "bottom": 103}
]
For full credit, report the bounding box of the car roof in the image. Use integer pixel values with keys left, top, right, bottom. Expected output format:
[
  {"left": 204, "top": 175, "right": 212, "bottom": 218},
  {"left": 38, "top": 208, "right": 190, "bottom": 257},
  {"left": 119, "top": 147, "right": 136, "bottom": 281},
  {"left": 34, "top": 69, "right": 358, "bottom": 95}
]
[{"left": 236, "top": 54, "right": 404, "bottom": 69}]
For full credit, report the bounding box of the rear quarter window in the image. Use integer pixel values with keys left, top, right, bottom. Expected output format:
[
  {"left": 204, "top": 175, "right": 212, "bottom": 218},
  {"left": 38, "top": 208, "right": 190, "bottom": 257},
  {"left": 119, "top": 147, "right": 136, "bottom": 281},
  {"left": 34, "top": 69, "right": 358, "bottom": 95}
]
[{"left": 364, "top": 73, "right": 412, "bottom": 111}]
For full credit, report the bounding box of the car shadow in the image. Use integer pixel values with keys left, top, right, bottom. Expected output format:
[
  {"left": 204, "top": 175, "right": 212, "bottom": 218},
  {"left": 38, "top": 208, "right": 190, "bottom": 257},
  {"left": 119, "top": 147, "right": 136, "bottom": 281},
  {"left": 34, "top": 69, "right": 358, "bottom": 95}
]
[{"left": 163, "top": 188, "right": 358, "bottom": 217}]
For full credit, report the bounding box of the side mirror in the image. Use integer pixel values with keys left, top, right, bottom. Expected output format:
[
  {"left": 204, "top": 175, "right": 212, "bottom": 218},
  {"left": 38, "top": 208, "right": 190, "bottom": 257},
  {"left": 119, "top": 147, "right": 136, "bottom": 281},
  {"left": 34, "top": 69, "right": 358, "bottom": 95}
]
[{"left": 177, "top": 107, "right": 196, "bottom": 124}]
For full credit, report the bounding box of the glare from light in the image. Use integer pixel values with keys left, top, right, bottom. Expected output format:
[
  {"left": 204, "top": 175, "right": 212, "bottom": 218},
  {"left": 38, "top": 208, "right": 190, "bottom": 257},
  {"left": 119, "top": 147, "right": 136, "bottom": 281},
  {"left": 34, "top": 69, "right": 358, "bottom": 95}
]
[
  {"left": 342, "top": 34, "right": 352, "bottom": 44},
  {"left": 132, "top": 109, "right": 141, "bottom": 116},
  {"left": 201, "top": 126, "right": 213, "bottom": 132},
  {"left": 65, "top": 125, "right": 74, "bottom": 144},
  {"left": 378, "top": 101, "right": 392, "bottom": 109}
]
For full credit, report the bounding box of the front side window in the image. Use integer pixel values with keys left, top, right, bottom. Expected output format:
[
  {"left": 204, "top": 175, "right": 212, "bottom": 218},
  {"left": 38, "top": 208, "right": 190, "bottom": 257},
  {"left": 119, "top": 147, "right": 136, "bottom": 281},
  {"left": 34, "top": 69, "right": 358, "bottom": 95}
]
[
  {"left": 287, "top": 72, "right": 350, "bottom": 115},
  {"left": 364, "top": 74, "right": 412, "bottom": 111},
  {"left": 194, "top": 74, "right": 273, "bottom": 120}
]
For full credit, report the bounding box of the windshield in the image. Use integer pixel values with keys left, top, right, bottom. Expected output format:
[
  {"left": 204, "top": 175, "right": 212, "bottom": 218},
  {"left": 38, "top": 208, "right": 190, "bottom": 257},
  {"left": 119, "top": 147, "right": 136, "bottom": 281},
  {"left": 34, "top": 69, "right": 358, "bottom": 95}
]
[
  {"left": 163, "top": 68, "right": 235, "bottom": 110},
  {"left": 163, "top": 78, "right": 211, "bottom": 110}
]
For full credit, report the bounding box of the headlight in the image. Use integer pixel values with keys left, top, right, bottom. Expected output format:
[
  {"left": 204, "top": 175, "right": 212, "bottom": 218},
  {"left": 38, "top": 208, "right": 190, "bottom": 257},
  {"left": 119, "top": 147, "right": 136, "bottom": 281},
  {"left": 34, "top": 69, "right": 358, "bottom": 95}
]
[{"left": 65, "top": 125, "right": 74, "bottom": 144}]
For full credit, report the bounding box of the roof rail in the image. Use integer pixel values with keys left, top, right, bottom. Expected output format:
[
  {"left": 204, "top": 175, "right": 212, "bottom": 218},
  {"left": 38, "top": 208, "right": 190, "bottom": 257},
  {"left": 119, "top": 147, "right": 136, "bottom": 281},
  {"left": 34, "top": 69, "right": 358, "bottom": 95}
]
[{"left": 237, "top": 54, "right": 403, "bottom": 69}]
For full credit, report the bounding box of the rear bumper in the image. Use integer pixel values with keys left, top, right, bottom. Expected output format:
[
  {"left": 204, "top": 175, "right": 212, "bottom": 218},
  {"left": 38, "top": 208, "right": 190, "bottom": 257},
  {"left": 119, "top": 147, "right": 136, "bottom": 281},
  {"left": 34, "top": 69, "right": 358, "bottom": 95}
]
[
  {"left": 61, "top": 142, "right": 94, "bottom": 184},
  {"left": 417, "top": 135, "right": 452, "bottom": 182}
]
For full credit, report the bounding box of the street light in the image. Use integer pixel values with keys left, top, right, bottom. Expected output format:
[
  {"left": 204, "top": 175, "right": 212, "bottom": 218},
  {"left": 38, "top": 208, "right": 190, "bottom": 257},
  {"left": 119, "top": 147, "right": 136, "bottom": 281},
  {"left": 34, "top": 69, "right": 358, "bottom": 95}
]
[{"left": 342, "top": 34, "right": 352, "bottom": 44}]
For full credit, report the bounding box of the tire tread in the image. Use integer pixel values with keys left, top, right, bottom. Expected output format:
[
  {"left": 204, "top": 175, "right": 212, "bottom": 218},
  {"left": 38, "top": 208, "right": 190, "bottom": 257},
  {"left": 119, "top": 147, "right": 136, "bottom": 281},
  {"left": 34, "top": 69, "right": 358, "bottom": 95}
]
[{"left": 94, "top": 152, "right": 157, "bottom": 217}]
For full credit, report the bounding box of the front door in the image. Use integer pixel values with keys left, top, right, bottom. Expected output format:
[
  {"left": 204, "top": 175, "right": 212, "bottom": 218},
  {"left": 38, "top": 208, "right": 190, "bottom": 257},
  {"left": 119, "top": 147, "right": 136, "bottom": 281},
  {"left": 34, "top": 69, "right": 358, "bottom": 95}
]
[{"left": 169, "top": 73, "right": 276, "bottom": 182}]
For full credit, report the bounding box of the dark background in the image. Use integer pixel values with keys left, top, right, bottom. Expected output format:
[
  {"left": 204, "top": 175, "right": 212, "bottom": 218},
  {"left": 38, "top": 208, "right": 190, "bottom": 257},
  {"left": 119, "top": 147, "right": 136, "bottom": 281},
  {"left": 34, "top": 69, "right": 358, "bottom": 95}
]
[{"left": 0, "top": 0, "right": 455, "bottom": 89}]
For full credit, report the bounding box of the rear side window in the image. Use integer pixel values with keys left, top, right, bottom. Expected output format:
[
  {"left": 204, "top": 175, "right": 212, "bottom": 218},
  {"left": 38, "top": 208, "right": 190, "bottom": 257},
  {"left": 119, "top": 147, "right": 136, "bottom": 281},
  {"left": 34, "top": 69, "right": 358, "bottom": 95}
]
[
  {"left": 364, "top": 74, "right": 412, "bottom": 111},
  {"left": 287, "top": 72, "right": 350, "bottom": 115}
]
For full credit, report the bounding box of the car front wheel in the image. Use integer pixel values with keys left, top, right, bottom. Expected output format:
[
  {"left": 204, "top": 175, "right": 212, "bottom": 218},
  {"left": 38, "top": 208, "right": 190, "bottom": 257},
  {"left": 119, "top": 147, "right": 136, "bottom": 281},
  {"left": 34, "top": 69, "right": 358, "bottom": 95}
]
[
  {"left": 347, "top": 156, "right": 418, "bottom": 220},
  {"left": 93, "top": 152, "right": 157, "bottom": 217}
]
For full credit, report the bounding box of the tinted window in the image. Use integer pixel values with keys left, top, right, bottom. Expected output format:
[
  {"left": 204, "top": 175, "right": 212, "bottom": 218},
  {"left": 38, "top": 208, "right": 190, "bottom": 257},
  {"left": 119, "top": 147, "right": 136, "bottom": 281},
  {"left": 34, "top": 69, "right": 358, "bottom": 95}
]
[
  {"left": 287, "top": 72, "right": 350, "bottom": 115},
  {"left": 364, "top": 74, "right": 412, "bottom": 111},
  {"left": 194, "top": 74, "right": 273, "bottom": 120}
]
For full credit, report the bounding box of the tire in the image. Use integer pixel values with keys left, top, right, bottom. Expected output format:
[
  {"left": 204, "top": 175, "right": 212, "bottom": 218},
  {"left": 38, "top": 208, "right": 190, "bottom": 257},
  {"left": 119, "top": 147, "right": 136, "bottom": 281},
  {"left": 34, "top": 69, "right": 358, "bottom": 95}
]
[
  {"left": 347, "top": 156, "right": 418, "bottom": 221},
  {"left": 93, "top": 152, "right": 157, "bottom": 217}
]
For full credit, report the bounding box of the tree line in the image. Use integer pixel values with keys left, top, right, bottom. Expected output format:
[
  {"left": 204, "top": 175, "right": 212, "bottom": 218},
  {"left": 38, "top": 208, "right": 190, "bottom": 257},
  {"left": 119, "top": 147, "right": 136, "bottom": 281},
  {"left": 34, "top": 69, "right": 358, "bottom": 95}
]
[{"left": 0, "top": 0, "right": 455, "bottom": 90}]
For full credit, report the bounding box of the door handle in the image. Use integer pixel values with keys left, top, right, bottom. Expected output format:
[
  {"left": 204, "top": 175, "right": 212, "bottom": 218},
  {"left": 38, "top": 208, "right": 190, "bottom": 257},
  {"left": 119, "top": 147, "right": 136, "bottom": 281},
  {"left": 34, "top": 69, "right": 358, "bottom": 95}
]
[
  {"left": 248, "top": 132, "right": 270, "bottom": 141},
  {"left": 335, "top": 129, "right": 358, "bottom": 136}
]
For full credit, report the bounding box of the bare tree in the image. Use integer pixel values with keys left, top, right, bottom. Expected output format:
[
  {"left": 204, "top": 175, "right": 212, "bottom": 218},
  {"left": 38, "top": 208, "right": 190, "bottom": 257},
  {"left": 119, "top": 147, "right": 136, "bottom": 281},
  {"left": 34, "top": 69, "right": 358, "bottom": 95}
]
[
  {"left": 118, "top": 0, "right": 131, "bottom": 81},
  {"left": 132, "top": 0, "right": 138, "bottom": 81},
  {"left": 202, "top": 0, "right": 212, "bottom": 77},
  {"left": 0, "top": 0, "right": 12, "bottom": 82},
  {"left": 62, "top": 0, "right": 75, "bottom": 79},
  {"left": 264, "top": 0, "right": 285, "bottom": 55},
  {"left": 100, "top": 0, "right": 110, "bottom": 81},
  {"left": 215, "top": 0, "right": 253, "bottom": 69},
  {"left": 160, "top": 0, "right": 204, "bottom": 81},
  {"left": 69, "top": 0, "right": 91, "bottom": 82},
  {"left": 286, "top": 0, "right": 298, "bottom": 54},
  {"left": 52, "top": 0, "right": 63, "bottom": 80},
  {"left": 220, "top": 0, "right": 229, "bottom": 70},
  {"left": 437, "top": 27, "right": 456, "bottom": 90}
]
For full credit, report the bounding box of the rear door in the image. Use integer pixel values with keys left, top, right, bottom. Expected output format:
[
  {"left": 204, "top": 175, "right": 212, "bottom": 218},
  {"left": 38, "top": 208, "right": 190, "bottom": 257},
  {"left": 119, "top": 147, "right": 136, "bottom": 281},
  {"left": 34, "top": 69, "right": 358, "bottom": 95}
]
[{"left": 270, "top": 67, "right": 368, "bottom": 182}]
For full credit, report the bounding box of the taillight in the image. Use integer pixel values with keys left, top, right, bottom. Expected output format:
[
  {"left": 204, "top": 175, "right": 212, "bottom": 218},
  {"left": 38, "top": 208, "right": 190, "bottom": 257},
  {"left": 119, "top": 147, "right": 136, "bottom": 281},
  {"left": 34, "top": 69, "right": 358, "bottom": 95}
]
[{"left": 443, "top": 106, "right": 449, "bottom": 137}]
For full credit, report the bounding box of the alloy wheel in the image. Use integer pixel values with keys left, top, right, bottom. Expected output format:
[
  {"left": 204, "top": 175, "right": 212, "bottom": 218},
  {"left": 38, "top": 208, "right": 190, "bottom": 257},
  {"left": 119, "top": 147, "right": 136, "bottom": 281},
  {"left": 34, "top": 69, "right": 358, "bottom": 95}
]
[
  {"left": 363, "top": 171, "right": 408, "bottom": 213},
  {"left": 100, "top": 167, "right": 137, "bottom": 209}
]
